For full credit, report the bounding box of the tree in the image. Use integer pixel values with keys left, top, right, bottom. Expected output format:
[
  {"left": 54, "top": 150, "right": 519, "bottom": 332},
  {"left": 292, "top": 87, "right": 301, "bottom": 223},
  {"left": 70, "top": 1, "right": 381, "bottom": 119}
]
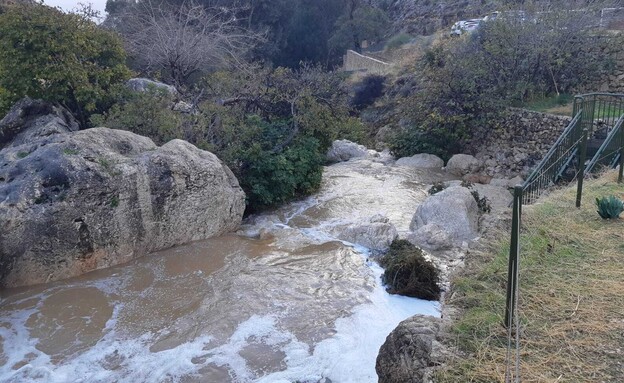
[
  {"left": 0, "top": 4, "right": 131, "bottom": 126},
  {"left": 119, "top": 0, "right": 262, "bottom": 90},
  {"left": 328, "top": 0, "right": 389, "bottom": 56}
]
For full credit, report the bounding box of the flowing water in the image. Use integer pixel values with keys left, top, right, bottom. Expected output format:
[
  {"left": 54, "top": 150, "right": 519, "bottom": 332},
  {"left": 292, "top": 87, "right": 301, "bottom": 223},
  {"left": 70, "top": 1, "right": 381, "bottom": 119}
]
[{"left": 0, "top": 156, "right": 453, "bottom": 383}]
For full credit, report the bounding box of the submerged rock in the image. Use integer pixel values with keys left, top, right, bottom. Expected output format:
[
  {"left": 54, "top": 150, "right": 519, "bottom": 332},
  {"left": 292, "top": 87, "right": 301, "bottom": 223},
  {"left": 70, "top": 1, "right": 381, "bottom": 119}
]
[
  {"left": 0, "top": 99, "right": 245, "bottom": 287},
  {"left": 332, "top": 219, "right": 398, "bottom": 251}
]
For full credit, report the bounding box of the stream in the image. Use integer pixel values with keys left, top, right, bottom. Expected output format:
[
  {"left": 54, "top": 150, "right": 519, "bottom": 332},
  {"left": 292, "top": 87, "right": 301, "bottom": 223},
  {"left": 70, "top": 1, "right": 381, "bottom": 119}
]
[{"left": 0, "top": 154, "right": 453, "bottom": 383}]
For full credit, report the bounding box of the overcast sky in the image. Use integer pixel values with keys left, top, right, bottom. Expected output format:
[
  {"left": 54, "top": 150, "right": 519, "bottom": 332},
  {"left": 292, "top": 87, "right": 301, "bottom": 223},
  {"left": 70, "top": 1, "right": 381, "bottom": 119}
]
[{"left": 43, "top": 0, "right": 108, "bottom": 19}]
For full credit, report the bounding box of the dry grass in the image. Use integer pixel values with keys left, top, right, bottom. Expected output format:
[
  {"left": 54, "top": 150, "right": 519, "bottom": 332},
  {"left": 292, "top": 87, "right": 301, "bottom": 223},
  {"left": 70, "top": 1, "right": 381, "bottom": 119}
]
[{"left": 436, "top": 171, "right": 624, "bottom": 382}]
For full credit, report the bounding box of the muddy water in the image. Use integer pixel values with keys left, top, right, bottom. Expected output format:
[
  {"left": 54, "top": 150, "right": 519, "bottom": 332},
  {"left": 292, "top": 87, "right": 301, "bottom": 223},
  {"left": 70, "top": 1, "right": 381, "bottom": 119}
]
[{"left": 0, "top": 157, "right": 452, "bottom": 383}]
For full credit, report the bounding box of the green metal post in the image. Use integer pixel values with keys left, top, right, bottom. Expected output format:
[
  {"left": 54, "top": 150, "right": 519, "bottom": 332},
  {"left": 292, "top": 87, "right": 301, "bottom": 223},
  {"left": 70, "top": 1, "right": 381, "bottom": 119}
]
[
  {"left": 504, "top": 186, "right": 522, "bottom": 328},
  {"left": 619, "top": 124, "right": 624, "bottom": 184},
  {"left": 576, "top": 128, "right": 588, "bottom": 208}
]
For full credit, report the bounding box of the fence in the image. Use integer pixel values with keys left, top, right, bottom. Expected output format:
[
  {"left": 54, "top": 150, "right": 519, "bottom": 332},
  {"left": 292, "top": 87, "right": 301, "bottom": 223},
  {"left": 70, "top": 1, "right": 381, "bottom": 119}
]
[
  {"left": 504, "top": 93, "right": 624, "bottom": 382},
  {"left": 585, "top": 115, "right": 624, "bottom": 179},
  {"left": 520, "top": 111, "right": 583, "bottom": 204}
]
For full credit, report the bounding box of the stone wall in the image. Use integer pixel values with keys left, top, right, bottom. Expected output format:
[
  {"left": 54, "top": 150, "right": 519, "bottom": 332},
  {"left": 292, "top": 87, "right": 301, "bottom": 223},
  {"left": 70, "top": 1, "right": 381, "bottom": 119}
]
[
  {"left": 343, "top": 50, "right": 392, "bottom": 74},
  {"left": 464, "top": 108, "right": 572, "bottom": 178},
  {"left": 575, "top": 33, "right": 624, "bottom": 94}
]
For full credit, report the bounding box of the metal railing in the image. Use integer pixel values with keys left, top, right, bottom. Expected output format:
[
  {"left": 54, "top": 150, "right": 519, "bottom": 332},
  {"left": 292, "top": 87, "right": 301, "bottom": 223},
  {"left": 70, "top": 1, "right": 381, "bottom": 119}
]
[
  {"left": 504, "top": 93, "right": 624, "bottom": 381},
  {"left": 522, "top": 93, "right": 624, "bottom": 204},
  {"left": 521, "top": 111, "right": 583, "bottom": 204},
  {"left": 585, "top": 115, "right": 624, "bottom": 177}
]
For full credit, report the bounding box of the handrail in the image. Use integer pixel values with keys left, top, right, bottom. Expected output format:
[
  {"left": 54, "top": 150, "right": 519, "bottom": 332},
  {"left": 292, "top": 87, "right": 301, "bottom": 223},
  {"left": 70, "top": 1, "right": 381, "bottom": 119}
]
[
  {"left": 585, "top": 114, "right": 624, "bottom": 174},
  {"left": 521, "top": 111, "right": 583, "bottom": 204}
]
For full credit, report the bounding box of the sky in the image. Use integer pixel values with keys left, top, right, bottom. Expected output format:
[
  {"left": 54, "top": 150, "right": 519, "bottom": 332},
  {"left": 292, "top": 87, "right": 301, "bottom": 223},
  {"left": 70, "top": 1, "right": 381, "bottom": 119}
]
[{"left": 43, "top": 0, "right": 108, "bottom": 19}]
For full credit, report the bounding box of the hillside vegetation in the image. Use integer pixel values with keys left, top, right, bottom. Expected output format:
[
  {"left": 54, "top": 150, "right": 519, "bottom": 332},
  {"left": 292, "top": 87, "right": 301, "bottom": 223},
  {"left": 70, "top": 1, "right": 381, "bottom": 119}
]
[
  {"left": 437, "top": 171, "right": 624, "bottom": 382},
  {"left": 0, "top": 0, "right": 622, "bottom": 213}
]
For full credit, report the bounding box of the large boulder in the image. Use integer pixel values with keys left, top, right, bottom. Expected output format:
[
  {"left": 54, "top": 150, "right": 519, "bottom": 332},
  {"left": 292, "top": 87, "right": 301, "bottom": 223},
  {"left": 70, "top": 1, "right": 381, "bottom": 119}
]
[
  {"left": 410, "top": 186, "right": 478, "bottom": 245},
  {"left": 445, "top": 154, "right": 481, "bottom": 176},
  {"left": 326, "top": 139, "right": 369, "bottom": 162},
  {"left": 396, "top": 153, "right": 444, "bottom": 168},
  {"left": 0, "top": 100, "right": 245, "bottom": 288},
  {"left": 376, "top": 315, "right": 446, "bottom": 383}
]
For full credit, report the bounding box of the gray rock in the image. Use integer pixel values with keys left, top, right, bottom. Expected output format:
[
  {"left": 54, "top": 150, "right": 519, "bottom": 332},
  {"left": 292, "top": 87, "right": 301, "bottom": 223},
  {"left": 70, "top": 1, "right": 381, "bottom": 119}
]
[
  {"left": 126, "top": 78, "right": 179, "bottom": 97},
  {"left": 332, "top": 221, "right": 398, "bottom": 251},
  {"left": 0, "top": 102, "right": 245, "bottom": 288},
  {"left": 326, "top": 139, "right": 369, "bottom": 162},
  {"left": 489, "top": 178, "right": 509, "bottom": 187},
  {"left": 410, "top": 186, "right": 478, "bottom": 245},
  {"left": 445, "top": 154, "right": 482, "bottom": 176},
  {"left": 0, "top": 98, "right": 79, "bottom": 149},
  {"left": 470, "top": 184, "right": 513, "bottom": 211},
  {"left": 396, "top": 153, "right": 444, "bottom": 168},
  {"left": 406, "top": 224, "right": 453, "bottom": 251},
  {"left": 376, "top": 315, "right": 446, "bottom": 383},
  {"left": 508, "top": 175, "right": 524, "bottom": 187},
  {"left": 370, "top": 213, "right": 390, "bottom": 223}
]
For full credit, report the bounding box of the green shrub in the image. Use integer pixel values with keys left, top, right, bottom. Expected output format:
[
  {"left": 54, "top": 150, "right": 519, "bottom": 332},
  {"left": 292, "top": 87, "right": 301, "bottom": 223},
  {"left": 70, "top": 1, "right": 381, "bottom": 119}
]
[
  {"left": 385, "top": 33, "right": 412, "bottom": 51},
  {"left": 595, "top": 195, "right": 624, "bottom": 219},
  {"left": 237, "top": 136, "right": 324, "bottom": 210},
  {"left": 90, "top": 88, "right": 185, "bottom": 144},
  {"left": 380, "top": 239, "right": 441, "bottom": 300},
  {"left": 0, "top": 4, "right": 131, "bottom": 126}
]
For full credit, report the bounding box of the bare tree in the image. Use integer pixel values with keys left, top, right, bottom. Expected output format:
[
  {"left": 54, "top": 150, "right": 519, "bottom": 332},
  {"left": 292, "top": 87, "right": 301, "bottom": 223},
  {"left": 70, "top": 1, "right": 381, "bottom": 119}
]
[{"left": 121, "top": 0, "right": 263, "bottom": 90}]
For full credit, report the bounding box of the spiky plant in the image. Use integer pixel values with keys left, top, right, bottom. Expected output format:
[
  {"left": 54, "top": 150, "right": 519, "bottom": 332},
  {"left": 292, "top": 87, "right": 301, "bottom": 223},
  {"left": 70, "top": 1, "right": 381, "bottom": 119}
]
[{"left": 595, "top": 195, "right": 624, "bottom": 219}]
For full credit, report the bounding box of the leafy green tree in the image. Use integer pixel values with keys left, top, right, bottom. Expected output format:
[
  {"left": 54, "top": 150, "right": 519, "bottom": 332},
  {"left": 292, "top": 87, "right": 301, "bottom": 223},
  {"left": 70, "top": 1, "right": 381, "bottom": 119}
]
[{"left": 0, "top": 4, "right": 131, "bottom": 126}]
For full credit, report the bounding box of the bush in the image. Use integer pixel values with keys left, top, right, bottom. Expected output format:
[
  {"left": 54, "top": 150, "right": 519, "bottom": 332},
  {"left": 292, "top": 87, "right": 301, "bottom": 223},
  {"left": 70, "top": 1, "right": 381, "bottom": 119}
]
[
  {"left": 384, "top": 33, "right": 412, "bottom": 51},
  {"left": 90, "top": 88, "right": 184, "bottom": 143},
  {"left": 0, "top": 4, "right": 131, "bottom": 126},
  {"left": 352, "top": 75, "right": 385, "bottom": 110},
  {"left": 380, "top": 239, "right": 441, "bottom": 300},
  {"left": 595, "top": 195, "right": 624, "bottom": 219},
  {"left": 236, "top": 135, "right": 324, "bottom": 209}
]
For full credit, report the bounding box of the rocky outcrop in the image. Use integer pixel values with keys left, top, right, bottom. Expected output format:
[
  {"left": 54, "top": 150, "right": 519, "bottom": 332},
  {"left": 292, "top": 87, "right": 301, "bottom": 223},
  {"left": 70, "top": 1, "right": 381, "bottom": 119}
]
[
  {"left": 445, "top": 154, "right": 482, "bottom": 176},
  {"left": 410, "top": 186, "right": 478, "bottom": 246},
  {"left": 0, "top": 99, "right": 245, "bottom": 287},
  {"left": 326, "top": 139, "right": 370, "bottom": 162},
  {"left": 126, "top": 78, "right": 179, "bottom": 97},
  {"left": 396, "top": 153, "right": 444, "bottom": 168},
  {"left": 0, "top": 97, "right": 79, "bottom": 148},
  {"left": 376, "top": 315, "right": 448, "bottom": 383}
]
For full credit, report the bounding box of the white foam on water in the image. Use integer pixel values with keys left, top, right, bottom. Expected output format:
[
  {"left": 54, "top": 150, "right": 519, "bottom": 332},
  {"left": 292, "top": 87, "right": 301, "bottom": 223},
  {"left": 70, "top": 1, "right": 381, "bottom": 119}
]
[
  {"left": 0, "top": 299, "right": 217, "bottom": 383},
  {"left": 253, "top": 263, "right": 439, "bottom": 383}
]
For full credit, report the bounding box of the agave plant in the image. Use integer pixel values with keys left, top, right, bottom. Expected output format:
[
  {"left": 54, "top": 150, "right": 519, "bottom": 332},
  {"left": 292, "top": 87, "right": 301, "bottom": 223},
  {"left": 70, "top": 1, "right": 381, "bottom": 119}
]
[{"left": 595, "top": 195, "right": 624, "bottom": 219}]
